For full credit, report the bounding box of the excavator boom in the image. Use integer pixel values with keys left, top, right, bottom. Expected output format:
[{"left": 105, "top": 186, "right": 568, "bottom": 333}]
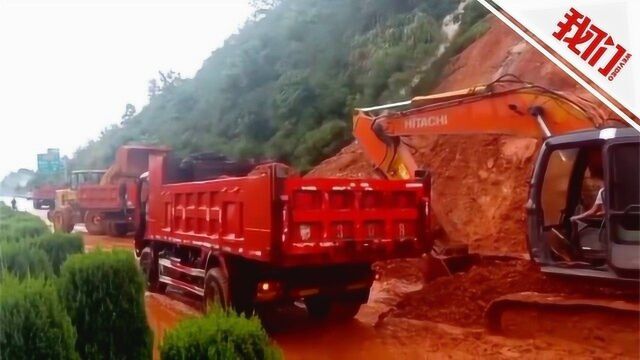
[{"left": 353, "top": 78, "right": 601, "bottom": 179}]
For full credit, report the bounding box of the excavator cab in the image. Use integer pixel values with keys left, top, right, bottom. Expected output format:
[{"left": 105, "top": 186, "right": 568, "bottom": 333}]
[{"left": 527, "top": 127, "right": 639, "bottom": 281}]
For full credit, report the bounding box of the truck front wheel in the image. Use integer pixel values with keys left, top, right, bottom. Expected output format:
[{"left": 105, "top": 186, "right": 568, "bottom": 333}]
[
  {"left": 139, "top": 246, "right": 166, "bottom": 293},
  {"left": 204, "top": 268, "right": 228, "bottom": 312}
]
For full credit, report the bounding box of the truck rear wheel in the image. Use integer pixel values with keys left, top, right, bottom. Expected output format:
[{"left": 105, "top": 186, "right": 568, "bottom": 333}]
[
  {"left": 33, "top": 200, "right": 41, "bottom": 210},
  {"left": 139, "top": 246, "right": 166, "bottom": 293},
  {"left": 84, "top": 211, "right": 105, "bottom": 235},
  {"left": 204, "top": 268, "right": 228, "bottom": 312}
]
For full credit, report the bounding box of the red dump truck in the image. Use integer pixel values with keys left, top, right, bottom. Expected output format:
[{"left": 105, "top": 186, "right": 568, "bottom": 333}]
[
  {"left": 32, "top": 184, "right": 62, "bottom": 209},
  {"left": 135, "top": 151, "right": 431, "bottom": 318},
  {"left": 52, "top": 146, "right": 169, "bottom": 236}
]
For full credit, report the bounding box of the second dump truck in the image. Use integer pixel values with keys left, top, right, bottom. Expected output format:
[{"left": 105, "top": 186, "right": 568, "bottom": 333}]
[
  {"left": 51, "top": 146, "right": 168, "bottom": 236},
  {"left": 135, "top": 150, "right": 430, "bottom": 317}
]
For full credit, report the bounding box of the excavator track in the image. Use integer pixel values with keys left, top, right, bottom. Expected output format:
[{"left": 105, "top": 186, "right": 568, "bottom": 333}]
[{"left": 484, "top": 292, "right": 640, "bottom": 355}]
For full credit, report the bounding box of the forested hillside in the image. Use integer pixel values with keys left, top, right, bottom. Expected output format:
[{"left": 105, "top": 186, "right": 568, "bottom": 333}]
[{"left": 72, "top": 0, "right": 488, "bottom": 171}]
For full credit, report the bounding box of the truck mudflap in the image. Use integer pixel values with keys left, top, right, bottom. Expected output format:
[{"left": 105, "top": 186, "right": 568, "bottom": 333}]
[{"left": 484, "top": 291, "right": 640, "bottom": 333}]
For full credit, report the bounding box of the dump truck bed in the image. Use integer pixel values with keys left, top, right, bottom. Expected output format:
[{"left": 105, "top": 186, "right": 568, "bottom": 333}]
[
  {"left": 76, "top": 184, "right": 127, "bottom": 210},
  {"left": 144, "top": 167, "right": 430, "bottom": 267}
]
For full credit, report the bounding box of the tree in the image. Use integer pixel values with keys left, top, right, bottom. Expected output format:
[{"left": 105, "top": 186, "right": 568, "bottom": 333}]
[{"left": 121, "top": 103, "right": 136, "bottom": 124}]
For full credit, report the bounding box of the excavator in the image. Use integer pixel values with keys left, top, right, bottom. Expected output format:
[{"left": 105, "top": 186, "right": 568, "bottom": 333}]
[{"left": 353, "top": 75, "right": 639, "bottom": 331}]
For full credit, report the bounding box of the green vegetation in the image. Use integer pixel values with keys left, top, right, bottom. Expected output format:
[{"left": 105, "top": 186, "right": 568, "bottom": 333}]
[
  {"left": 0, "top": 242, "right": 53, "bottom": 279},
  {"left": 32, "top": 233, "right": 84, "bottom": 274},
  {"left": 72, "top": 0, "right": 489, "bottom": 172},
  {"left": 0, "top": 276, "right": 79, "bottom": 360},
  {"left": 1, "top": 205, "right": 152, "bottom": 359},
  {"left": 161, "top": 309, "right": 282, "bottom": 360},
  {"left": 58, "top": 250, "right": 153, "bottom": 360},
  {"left": 0, "top": 204, "right": 49, "bottom": 242},
  {"left": 0, "top": 204, "right": 82, "bottom": 277}
]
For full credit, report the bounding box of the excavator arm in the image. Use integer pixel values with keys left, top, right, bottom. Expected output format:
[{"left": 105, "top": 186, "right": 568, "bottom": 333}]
[{"left": 353, "top": 77, "right": 601, "bottom": 179}]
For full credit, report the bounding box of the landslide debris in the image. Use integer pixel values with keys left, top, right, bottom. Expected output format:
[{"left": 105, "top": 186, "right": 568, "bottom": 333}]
[{"left": 390, "top": 258, "right": 635, "bottom": 327}]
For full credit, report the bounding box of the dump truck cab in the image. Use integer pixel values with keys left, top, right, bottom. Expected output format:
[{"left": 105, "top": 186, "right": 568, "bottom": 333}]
[{"left": 527, "top": 127, "right": 639, "bottom": 281}]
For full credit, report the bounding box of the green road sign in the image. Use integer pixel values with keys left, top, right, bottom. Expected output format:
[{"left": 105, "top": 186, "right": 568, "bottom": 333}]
[{"left": 37, "top": 148, "right": 62, "bottom": 174}]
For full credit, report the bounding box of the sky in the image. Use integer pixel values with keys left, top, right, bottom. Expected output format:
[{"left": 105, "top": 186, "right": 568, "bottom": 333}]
[{"left": 0, "top": 0, "right": 253, "bottom": 178}]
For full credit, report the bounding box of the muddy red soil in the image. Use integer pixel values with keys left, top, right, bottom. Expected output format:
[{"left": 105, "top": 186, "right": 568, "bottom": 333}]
[{"left": 80, "top": 232, "right": 639, "bottom": 359}]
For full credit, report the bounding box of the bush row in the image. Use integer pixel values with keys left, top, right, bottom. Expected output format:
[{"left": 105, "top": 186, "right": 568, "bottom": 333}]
[
  {"left": 1, "top": 204, "right": 281, "bottom": 359},
  {"left": 0, "top": 204, "right": 49, "bottom": 242},
  {"left": 0, "top": 248, "right": 153, "bottom": 359},
  {"left": 0, "top": 233, "right": 84, "bottom": 278},
  {"left": 58, "top": 250, "right": 153, "bottom": 359},
  {"left": 1, "top": 205, "right": 152, "bottom": 359},
  {"left": 0, "top": 276, "right": 79, "bottom": 360}
]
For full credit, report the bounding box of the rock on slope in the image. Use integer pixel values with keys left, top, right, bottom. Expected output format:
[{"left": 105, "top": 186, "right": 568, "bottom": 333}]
[{"left": 308, "top": 17, "right": 611, "bottom": 254}]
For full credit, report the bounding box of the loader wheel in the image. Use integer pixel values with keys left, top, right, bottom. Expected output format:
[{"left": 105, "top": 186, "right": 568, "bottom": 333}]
[
  {"left": 139, "top": 246, "right": 166, "bottom": 293},
  {"left": 84, "top": 211, "right": 105, "bottom": 235},
  {"left": 53, "top": 208, "right": 74, "bottom": 233},
  {"left": 204, "top": 268, "right": 228, "bottom": 312}
]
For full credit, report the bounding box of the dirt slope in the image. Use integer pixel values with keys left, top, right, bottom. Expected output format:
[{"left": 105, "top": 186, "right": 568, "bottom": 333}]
[{"left": 309, "top": 17, "right": 612, "bottom": 254}]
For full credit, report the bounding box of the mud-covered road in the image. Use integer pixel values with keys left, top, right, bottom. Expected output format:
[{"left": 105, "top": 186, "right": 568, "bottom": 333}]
[{"left": 78, "top": 230, "right": 638, "bottom": 359}]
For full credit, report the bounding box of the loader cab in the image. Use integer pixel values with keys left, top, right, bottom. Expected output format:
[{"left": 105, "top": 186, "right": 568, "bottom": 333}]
[
  {"left": 70, "top": 170, "right": 107, "bottom": 190},
  {"left": 54, "top": 170, "right": 108, "bottom": 210},
  {"left": 527, "top": 128, "right": 639, "bottom": 281}
]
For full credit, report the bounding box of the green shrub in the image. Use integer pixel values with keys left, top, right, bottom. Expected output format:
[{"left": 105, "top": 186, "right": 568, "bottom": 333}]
[
  {"left": 160, "top": 309, "right": 282, "bottom": 360},
  {"left": 0, "top": 241, "right": 53, "bottom": 279},
  {"left": 0, "top": 205, "right": 49, "bottom": 242},
  {"left": 33, "top": 233, "right": 84, "bottom": 274},
  {"left": 58, "top": 250, "right": 152, "bottom": 360},
  {"left": 0, "top": 276, "right": 78, "bottom": 360}
]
